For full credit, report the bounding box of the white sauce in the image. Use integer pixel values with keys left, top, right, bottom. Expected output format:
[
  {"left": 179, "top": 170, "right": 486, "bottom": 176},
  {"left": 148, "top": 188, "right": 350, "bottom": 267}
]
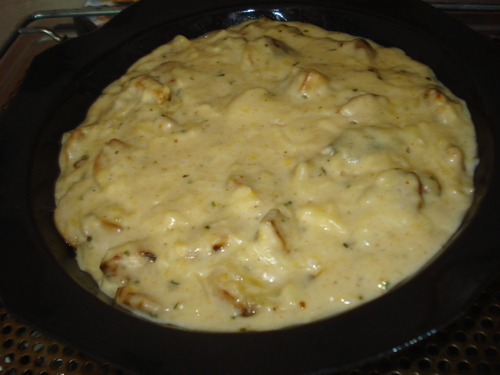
[{"left": 54, "top": 18, "right": 477, "bottom": 331}]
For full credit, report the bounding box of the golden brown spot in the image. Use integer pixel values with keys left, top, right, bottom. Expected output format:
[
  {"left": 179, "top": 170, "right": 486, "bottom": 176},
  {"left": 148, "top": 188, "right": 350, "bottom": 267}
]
[
  {"left": 221, "top": 289, "right": 257, "bottom": 317},
  {"left": 261, "top": 209, "right": 291, "bottom": 253},
  {"left": 298, "top": 69, "right": 329, "bottom": 95},
  {"left": 93, "top": 139, "right": 129, "bottom": 177},
  {"left": 115, "top": 285, "right": 162, "bottom": 315},
  {"left": 100, "top": 254, "right": 123, "bottom": 278},
  {"left": 99, "top": 219, "right": 123, "bottom": 233},
  {"left": 353, "top": 38, "right": 377, "bottom": 60},
  {"left": 73, "top": 155, "right": 89, "bottom": 169},
  {"left": 138, "top": 250, "right": 157, "bottom": 262}
]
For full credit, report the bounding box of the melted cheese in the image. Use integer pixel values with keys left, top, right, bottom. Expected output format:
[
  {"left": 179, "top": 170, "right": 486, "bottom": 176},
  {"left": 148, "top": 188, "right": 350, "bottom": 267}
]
[{"left": 54, "top": 18, "right": 477, "bottom": 331}]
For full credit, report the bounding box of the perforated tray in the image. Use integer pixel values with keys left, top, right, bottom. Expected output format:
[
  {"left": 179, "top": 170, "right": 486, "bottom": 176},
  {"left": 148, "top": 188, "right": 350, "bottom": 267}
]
[{"left": 2, "top": 276, "right": 499, "bottom": 375}]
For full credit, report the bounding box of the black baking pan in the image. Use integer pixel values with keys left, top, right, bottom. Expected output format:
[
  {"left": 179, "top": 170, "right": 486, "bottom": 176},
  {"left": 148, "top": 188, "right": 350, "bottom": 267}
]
[{"left": 0, "top": 0, "right": 499, "bottom": 374}]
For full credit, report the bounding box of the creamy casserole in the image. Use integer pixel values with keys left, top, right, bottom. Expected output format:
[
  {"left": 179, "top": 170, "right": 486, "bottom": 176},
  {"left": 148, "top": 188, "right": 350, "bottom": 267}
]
[{"left": 54, "top": 18, "right": 477, "bottom": 331}]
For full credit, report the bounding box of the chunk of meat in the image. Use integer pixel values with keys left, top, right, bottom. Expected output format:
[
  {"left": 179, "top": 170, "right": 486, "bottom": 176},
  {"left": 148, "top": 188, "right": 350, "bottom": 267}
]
[
  {"left": 259, "top": 208, "right": 291, "bottom": 254},
  {"left": 123, "top": 75, "right": 172, "bottom": 105},
  {"left": 208, "top": 267, "right": 281, "bottom": 318},
  {"left": 59, "top": 125, "right": 94, "bottom": 172},
  {"left": 361, "top": 168, "right": 423, "bottom": 210},
  {"left": 115, "top": 285, "right": 163, "bottom": 317},
  {"left": 338, "top": 93, "right": 392, "bottom": 124},
  {"left": 93, "top": 138, "right": 130, "bottom": 186},
  {"left": 340, "top": 38, "right": 377, "bottom": 61},
  {"left": 100, "top": 243, "right": 157, "bottom": 284},
  {"left": 424, "top": 87, "right": 459, "bottom": 123},
  {"left": 285, "top": 69, "right": 330, "bottom": 98}
]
